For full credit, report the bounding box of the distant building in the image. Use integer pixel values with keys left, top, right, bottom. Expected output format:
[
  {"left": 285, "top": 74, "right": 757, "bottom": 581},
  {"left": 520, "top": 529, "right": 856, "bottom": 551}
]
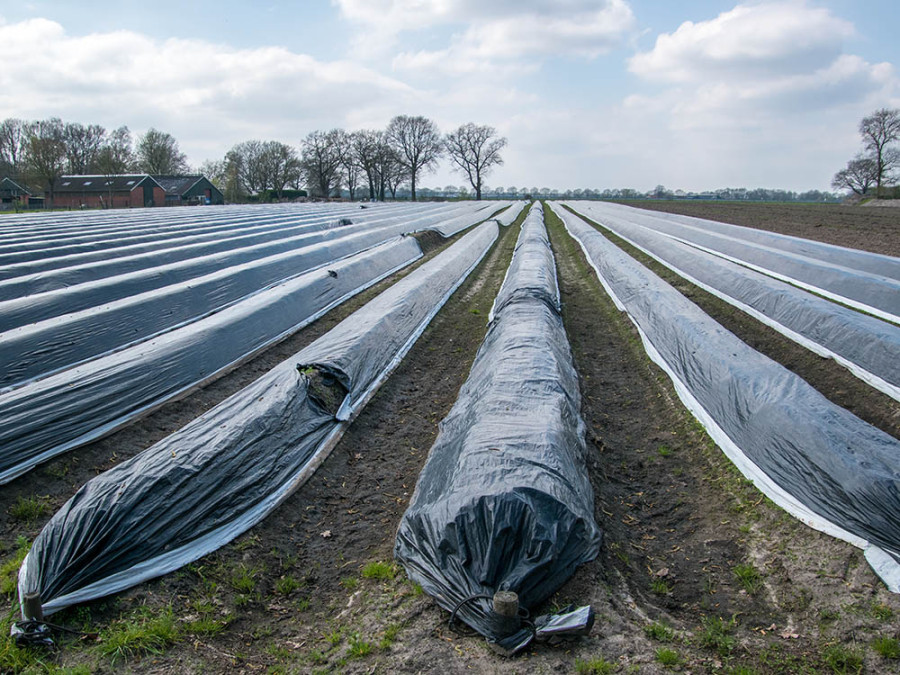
[
  {"left": 1, "top": 177, "right": 37, "bottom": 209},
  {"left": 50, "top": 175, "right": 166, "bottom": 209},
  {"left": 153, "top": 175, "right": 224, "bottom": 205}
]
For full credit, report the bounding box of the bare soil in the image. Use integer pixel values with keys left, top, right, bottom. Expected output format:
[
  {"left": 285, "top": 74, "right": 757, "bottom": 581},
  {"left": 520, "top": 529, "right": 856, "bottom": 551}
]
[{"left": 2, "top": 202, "right": 899, "bottom": 674}]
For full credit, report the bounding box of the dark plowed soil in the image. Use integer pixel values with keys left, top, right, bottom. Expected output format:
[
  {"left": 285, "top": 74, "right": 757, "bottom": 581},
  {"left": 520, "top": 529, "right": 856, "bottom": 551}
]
[{"left": 2, "top": 203, "right": 899, "bottom": 674}]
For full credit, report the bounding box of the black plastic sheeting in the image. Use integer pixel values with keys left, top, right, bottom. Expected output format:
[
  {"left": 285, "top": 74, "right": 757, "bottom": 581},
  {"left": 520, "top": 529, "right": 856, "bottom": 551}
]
[
  {"left": 0, "top": 237, "right": 421, "bottom": 484},
  {"left": 563, "top": 204, "right": 900, "bottom": 401},
  {"left": 572, "top": 201, "right": 900, "bottom": 324},
  {"left": 552, "top": 203, "right": 900, "bottom": 591},
  {"left": 395, "top": 204, "right": 601, "bottom": 641},
  {"left": 18, "top": 220, "right": 499, "bottom": 615}
]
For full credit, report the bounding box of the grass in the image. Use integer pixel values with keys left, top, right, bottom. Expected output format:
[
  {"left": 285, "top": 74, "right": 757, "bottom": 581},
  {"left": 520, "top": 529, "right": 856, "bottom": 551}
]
[
  {"left": 229, "top": 564, "right": 259, "bottom": 594},
  {"left": 873, "top": 636, "right": 900, "bottom": 659},
  {"left": 651, "top": 578, "right": 673, "bottom": 595},
  {"left": 183, "top": 615, "right": 228, "bottom": 637},
  {"left": 99, "top": 606, "right": 180, "bottom": 663},
  {"left": 379, "top": 623, "right": 402, "bottom": 649},
  {"left": 347, "top": 633, "right": 373, "bottom": 659},
  {"left": 872, "top": 602, "right": 894, "bottom": 621},
  {"left": 574, "top": 656, "right": 617, "bottom": 674},
  {"left": 823, "top": 644, "right": 863, "bottom": 674},
  {"left": 657, "top": 445, "right": 673, "bottom": 458},
  {"left": 643, "top": 621, "right": 675, "bottom": 642},
  {"left": 655, "top": 647, "right": 681, "bottom": 667},
  {"left": 1, "top": 536, "right": 30, "bottom": 597},
  {"left": 733, "top": 563, "right": 762, "bottom": 594},
  {"left": 340, "top": 576, "right": 359, "bottom": 590},
  {"left": 275, "top": 574, "right": 301, "bottom": 595},
  {"left": 361, "top": 561, "right": 397, "bottom": 581},
  {"left": 699, "top": 615, "right": 737, "bottom": 656},
  {"left": 8, "top": 495, "right": 50, "bottom": 523}
]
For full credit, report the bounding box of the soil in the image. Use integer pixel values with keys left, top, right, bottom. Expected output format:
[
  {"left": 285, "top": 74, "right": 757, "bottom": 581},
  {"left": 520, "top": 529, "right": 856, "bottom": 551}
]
[{"left": 2, "top": 202, "right": 899, "bottom": 674}]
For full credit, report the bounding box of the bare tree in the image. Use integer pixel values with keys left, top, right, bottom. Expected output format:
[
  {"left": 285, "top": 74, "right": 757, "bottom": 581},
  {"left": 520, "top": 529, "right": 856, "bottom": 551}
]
[
  {"left": 301, "top": 129, "right": 343, "bottom": 198},
  {"left": 0, "top": 118, "right": 28, "bottom": 178},
  {"left": 859, "top": 108, "right": 900, "bottom": 193},
  {"left": 443, "top": 123, "right": 507, "bottom": 200},
  {"left": 96, "top": 126, "right": 136, "bottom": 175},
  {"left": 386, "top": 115, "right": 442, "bottom": 201},
  {"left": 64, "top": 122, "right": 106, "bottom": 174},
  {"left": 262, "top": 141, "right": 302, "bottom": 200},
  {"left": 23, "top": 118, "right": 67, "bottom": 207},
  {"left": 832, "top": 155, "right": 879, "bottom": 195},
  {"left": 137, "top": 128, "right": 189, "bottom": 174},
  {"left": 335, "top": 130, "right": 362, "bottom": 200}
]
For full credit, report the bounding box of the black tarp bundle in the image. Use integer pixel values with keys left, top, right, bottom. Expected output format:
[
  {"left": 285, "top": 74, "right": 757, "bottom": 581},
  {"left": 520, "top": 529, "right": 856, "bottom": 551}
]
[
  {"left": 18, "top": 220, "right": 498, "bottom": 616},
  {"left": 551, "top": 203, "right": 900, "bottom": 592},
  {"left": 395, "top": 204, "right": 602, "bottom": 641}
]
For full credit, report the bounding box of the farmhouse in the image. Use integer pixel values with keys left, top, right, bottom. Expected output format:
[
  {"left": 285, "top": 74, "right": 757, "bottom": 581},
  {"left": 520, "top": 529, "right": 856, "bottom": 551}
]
[
  {"left": 153, "top": 175, "right": 224, "bottom": 205},
  {"left": 50, "top": 175, "right": 166, "bottom": 209},
  {"left": 0, "top": 177, "right": 39, "bottom": 209}
]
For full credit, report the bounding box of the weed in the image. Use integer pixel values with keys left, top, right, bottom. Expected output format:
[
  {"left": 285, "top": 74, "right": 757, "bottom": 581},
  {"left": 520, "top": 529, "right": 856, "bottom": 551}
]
[
  {"left": 643, "top": 621, "right": 675, "bottom": 642},
  {"left": 733, "top": 563, "right": 762, "bottom": 594},
  {"left": 872, "top": 603, "right": 894, "bottom": 621},
  {"left": 818, "top": 608, "right": 840, "bottom": 623},
  {"left": 873, "top": 636, "right": 900, "bottom": 659},
  {"left": 651, "top": 578, "right": 673, "bottom": 595},
  {"left": 574, "top": 656, "right": 617, "bottom": 674},
  {"left": 725, "top": 667, "right": 759, "bottom": 675},
  {"left": 296, "top": 598, "right": 311, "bottom": 612},
  {"left": 361, "top": 561, "right": 397, "bottom": 581},
  {"left": 341, "top": 576, "right": 359, "bottom": 590},
  {"left": 99, "top": 606, "right": 180, "bottom": 663},
  {"left": 275, "top": 575, "right": 301, "bottom": 595},
  {"left": 655, "top": 647, "right": 680, "bottom": 667},
  {"left": 230, "top": 564, "right": 259, "bottom": 594},
  {"left": 379, "top": 623, "right": 402, "bottom": 649},
  {"left": 1, "top": 536, "right": 30, "bottom": 597},
  {"left": 699, "top": 615, "right": 737, "bottom": 656},
  {"left": 232, "top": 534, "right": 260, "bottom": 552},
  {"left": 325, "top": 629, "right": 342, "bottom": 646},
  {"left": 8, "top": 495, "right": 50, "bottom": 523},
  {"left": 823, "top": 644, "right": 863, "bottom": 674},
  {"left": 183, "top": 615, "right": 228, "bottom": 637},
  {"left": 657, "top": 445, "right": 673, "bottom": 458},
  {"left": 347, "top": 633, "right": 373, "bottom": 658}
]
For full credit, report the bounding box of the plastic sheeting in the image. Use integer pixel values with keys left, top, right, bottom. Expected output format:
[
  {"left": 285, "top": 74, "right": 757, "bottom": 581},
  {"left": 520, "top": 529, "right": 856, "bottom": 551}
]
[
  {"left": 18, "top": 220, "right": 498, "bottom": 615},
  {"left": 395, "top": 204, "right": 601, "bottom": 640},
  {"left": 0, "top": 202, "right": 477, "bottom": 305},
  {"left": 551, "top": 203, "right": 900, "bottom": 591},
  {"left": 563, "top": 204, "right": 900, "bottom": 401},
  {"left": 493, "top": 201, "right": 528, "bottom": 227},
  {"left": 1, "top": 229, "right": 429, "bottom": 387},
  {"left": 593, "top": 201, "right": 900, "bottom": 282},
  {"left": 571, "top": 201, "right": 900, "bottom": 324},
  {"left": 0, "top": 237, "right": 421, "bottom": 484}
]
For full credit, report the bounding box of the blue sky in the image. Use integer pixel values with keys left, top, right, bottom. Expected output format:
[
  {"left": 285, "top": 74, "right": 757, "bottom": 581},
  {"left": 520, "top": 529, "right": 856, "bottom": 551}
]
[{"left": 1, "top": 1, "right": 897, "bottom": 192}]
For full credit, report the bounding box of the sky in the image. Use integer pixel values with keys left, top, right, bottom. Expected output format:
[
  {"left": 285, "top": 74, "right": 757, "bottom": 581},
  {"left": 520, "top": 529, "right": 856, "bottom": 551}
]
[{"left": 0, "top": 0, "right": 897, "bottom": 192}]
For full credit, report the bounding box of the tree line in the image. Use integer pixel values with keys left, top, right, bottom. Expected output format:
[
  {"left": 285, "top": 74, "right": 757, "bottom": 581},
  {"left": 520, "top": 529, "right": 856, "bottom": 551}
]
[
  {"left": 203, "top": 116, "right": 507, "bottom": 202},
  {"left": 832, "top": 108, "right": 900, "bottom": 198},
  {"left": 0, "top": 119, "right": 191, "bottom": 204},
  {"left": 0, "top": 115, "right": 508, "bottom": 204}
]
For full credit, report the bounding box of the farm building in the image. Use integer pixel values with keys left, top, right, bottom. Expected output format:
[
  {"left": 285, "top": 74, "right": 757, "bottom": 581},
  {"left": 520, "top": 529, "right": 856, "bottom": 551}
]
[
  {"left": 49, "top": 175, "right": 166, "bottom": 209},
  {"left": 153, "top": 175, "right": 224, "bottom": 205},
  {"left": 0, "top": 177, "right": 40, "bottom": 209}
]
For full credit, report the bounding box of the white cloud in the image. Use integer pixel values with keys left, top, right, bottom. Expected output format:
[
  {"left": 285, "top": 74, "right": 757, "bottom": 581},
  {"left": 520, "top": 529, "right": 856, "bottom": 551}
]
[
  {"left": 0, "top": 18, "right": 414, "bottom": 163},
  {"left": 627, "top": 1, "right": 897, "bottom": 128},
  {"left": 335, "top": 0, "right": 635, "bottom": 69}
]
